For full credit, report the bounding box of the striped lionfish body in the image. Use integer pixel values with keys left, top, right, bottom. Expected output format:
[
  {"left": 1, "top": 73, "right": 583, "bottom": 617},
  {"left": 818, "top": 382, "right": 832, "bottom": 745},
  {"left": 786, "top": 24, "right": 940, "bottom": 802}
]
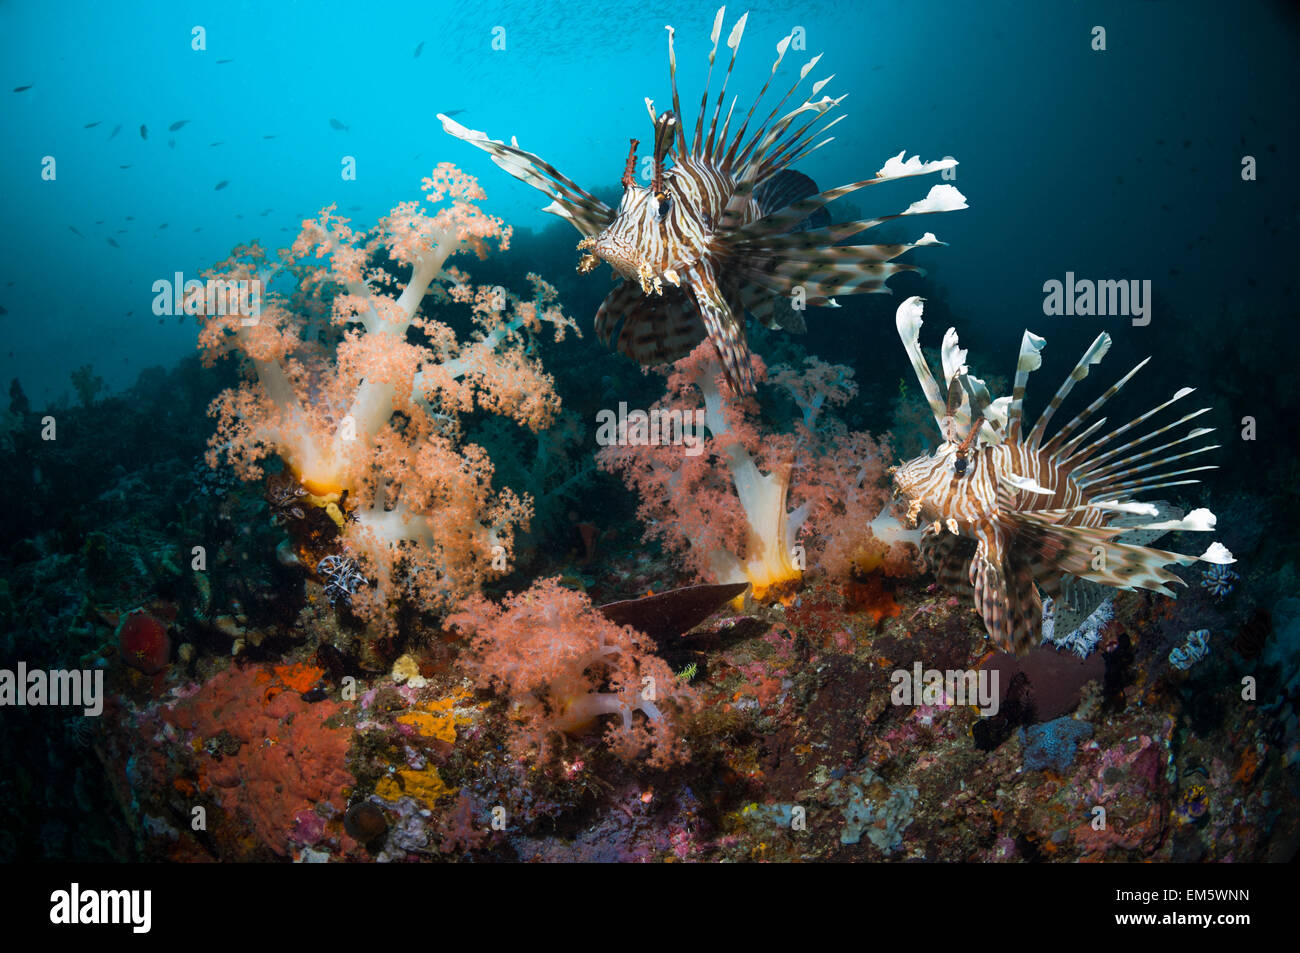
[
  {"left": 439, "top": 7, "right": 968, "bottom": 393},
  {"left": 889, "top": 296, "right": 1236, "bottom": 654}
]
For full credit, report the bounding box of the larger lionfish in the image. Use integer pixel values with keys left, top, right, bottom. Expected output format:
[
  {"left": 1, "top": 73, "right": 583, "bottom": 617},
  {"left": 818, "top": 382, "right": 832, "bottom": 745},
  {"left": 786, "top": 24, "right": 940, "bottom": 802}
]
[
  {"left": 439, "top": 8, "right": 967, "bottom": 393},
  {"left": 889, "top": 297, "right": 1235, "bottom": 654}
]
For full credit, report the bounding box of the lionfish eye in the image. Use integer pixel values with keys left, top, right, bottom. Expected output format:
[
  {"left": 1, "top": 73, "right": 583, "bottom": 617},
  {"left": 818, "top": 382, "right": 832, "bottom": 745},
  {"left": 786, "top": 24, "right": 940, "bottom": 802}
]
[
  {"left": 654, "top": 191, "right": 671, "bottom": 221},
  {"left": 953, "top": 456, "right": 968, "bottom": 476}
]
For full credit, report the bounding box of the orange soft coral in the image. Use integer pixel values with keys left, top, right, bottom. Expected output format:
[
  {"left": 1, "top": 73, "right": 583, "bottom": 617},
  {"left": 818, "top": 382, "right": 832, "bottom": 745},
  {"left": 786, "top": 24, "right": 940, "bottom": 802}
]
[
  {"left": 597, "top": 343, "right": 904, "bottom": 601},
  {"left": 447, "top": 579, "right": 695, "bottom": 769},
  {"left": 197, "top": 165, "right": 577, "bottom": 622}
]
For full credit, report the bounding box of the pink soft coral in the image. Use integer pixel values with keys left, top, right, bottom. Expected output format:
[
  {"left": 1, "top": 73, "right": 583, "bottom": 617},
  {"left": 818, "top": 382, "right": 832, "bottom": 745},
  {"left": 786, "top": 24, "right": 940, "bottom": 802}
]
[
  {"left": 447, "top": 579, "right": 695, "bottom": 769},
  {"left": 196, "top": 165, "right": 577, "bottom": 622},
  {"left": 597, "top": 342, "right": 908, "bottom": 601}
]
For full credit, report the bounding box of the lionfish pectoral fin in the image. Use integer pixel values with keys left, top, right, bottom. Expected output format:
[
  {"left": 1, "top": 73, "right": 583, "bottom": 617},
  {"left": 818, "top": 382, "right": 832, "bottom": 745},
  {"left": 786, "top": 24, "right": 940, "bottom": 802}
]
[
  {"left": 596, "top": 281, "right": 706, "bottom": 366},
  {"left": 970, "top": 543, "right": 1043, "bottom": 655},
  {"left": 753, "top": 169, "right": 832, "bottom": 232},
  {"left": 921, "top": 530, "right": 975, "bottom": 597},
  {"left": 740, "top": 282, "right": 806, "bottom": 333},
  {"left": 1001, "top": 509, "right": 1198, "bottom": 598},
  {"left": 437, "top": 113, "right": 614, "bottom": 237},
  {"left": 687, "top": 261, "right": 754, "bottom": 393}
]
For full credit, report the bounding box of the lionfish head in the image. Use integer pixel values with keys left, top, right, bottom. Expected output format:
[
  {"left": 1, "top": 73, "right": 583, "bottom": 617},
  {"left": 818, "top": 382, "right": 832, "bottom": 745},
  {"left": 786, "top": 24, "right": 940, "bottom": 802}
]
[
  {"left": 890, "top": 442, "right": 964, "bottom": 528},
  {"left": 578, "top": 109, "right": 683, "bottom": 295},
  {"left": 591, "top": 187, "right": 659, "bottom": 277}
]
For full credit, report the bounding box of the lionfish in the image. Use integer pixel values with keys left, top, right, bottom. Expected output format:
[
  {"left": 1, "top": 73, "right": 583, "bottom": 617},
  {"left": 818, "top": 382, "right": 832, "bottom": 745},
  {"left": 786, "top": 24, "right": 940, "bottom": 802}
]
[
  {"left": 889, "top": 296, "right": 1235, "bottom": 654},
  {"left": 438, "top": 8, "right": 967, "bottom": 393}
]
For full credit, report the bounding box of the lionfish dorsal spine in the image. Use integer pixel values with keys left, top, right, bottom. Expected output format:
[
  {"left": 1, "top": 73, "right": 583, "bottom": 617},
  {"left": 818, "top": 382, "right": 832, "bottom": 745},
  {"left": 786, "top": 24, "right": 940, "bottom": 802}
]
[
  {"left": 1057, "top": 386, "right": 1198, "bottom": 469},
  {"left": 1004, "top": 330, "right": 1047, "bottom": 443},
  {"left": 663, "top": 27, "right": 688, "bottom": 155},
  {"left": 1040, "top": 356, "right": 1150, "bottom": 459},
  {"left": 1077, "top": 411, "right": 1214, "bottom": 483},
  {"left": 690, "top": 8, "right": 726, "bottom": 156},
  {"left": 1024, "top": 332, "right": 1111, "bottom": 450},
  {"left": 704, "top": 12, "right": 748, "bottom": 163},
  {"left": 896, "top": 297, "right": 954, "bottom": 436},
  {"left": 719, "top": 31, "right": 796, "bottom": 170}
]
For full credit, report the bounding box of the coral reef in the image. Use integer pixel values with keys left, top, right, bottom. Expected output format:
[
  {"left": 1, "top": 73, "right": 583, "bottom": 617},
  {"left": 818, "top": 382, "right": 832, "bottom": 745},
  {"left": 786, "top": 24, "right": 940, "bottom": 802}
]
[
  {"left": 447, "top": 578, "right": 695, "bottom": 768},
  {"left": 196, "top": 164, "right": 578, "bottom": 625},
  {"left": 597, "top": 342, "right": 907, "bottom": 603}
]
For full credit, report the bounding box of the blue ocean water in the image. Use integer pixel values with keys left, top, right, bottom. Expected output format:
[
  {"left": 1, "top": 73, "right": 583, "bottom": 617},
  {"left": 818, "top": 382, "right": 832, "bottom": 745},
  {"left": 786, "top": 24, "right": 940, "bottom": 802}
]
[
  {"left": 3, "top": 0, "right": 1295, "bottom": 408},
  {"left": 2, "top": 0, "right": 1299, "bottom": 875}
]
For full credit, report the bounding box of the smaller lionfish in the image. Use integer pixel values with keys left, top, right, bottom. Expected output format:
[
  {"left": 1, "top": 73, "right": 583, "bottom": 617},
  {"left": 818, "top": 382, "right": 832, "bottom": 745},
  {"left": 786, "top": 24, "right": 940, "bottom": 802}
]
[
  {"left": 889, "top": 297, "right": 1235, "bottom": 654},
  {"left": 439, "top": 7, "right": 967, "bottom": 394}
]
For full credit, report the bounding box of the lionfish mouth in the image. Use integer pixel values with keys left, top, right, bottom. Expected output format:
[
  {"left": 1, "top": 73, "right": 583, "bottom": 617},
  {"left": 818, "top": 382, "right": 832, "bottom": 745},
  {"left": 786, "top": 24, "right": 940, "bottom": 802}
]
[{"left": 579, "top": 234, "right": 669, "bottom": 296}]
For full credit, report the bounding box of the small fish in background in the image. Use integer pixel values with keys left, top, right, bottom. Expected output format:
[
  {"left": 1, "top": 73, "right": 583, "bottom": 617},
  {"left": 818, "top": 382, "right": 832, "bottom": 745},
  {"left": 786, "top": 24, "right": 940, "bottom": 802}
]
[
  {"left": 159, "top": 223, "right": 168, "bottom": 229},
  {"left": 68, "top": 225, "right": 84, "bottom": 237},
  {"left": 329, "top": 117, "right": 349, "bottom": 131},
  {"left": 167, "top": 138, "right": 175, "bottom": 148},
  {"left": 139, "top": 124, "right": 147, "bottom": 139},
  {"left": 414, "top": 40, "right": 424, "bottom": 57},
  {"left": 214, "top": 180, "right": 229, "bottom": 190},
  {"left": 109, "top": 124, "right": 121, "bottom": 138},
  {"left": 125, "top": 215, "right": 134, "bottom": 221},
  {"left": 209, "top": 141, "right": 222, "bottom": 146},
  {"left": 194, "top": 227, "right": 202, "bottom": 232},
  {"left": 106, "top": 237, "right": 120, "bottom": 248},
  {"left": 259, "top": 208, "right": 272, "bottom": 216},
  {"left": 83, "top": 121, "right": 101, "bottom": 128},
  {"left": 0, "top": 305, "right": 7, "bottom": 315},
  {"left": 347, "top": 205, "right": 362, "bottom": 211},
  {"left": 94, "top": 220, "right": 104, "bottom": 225},
  {"left": 216, "top": 58, "right": 233, "bottom": 64},
  {"left": 263, "top": 134, "right": 276, "bottom": 139},
  {"left": 235, "top": 213, "right": 244, "bottom": 219},
  {"left": 13, "top": 85, "right": 31, "bottom": 92},
  {"left": 119, "top": 164, "right": 132, "bottom": 169},
  {"left": 168, "top": 119, "right": 189, "bottom": 131},
  {"left": 116, "top": 229, "right": 126, "bottom": 234}
]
